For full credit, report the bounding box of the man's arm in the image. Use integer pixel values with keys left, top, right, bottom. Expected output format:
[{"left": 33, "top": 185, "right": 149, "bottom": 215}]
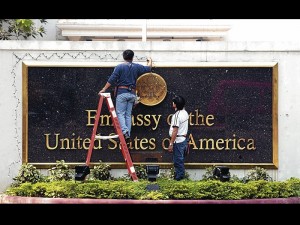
[
  {"left": 147, "top": 57, "right": 152, "bottom": 68},
  {"left": 168, "top": 126, "right": 178, "bottom": 152},
  {"left": 98, "top": 82, "right": 111, "bottom": 95}
]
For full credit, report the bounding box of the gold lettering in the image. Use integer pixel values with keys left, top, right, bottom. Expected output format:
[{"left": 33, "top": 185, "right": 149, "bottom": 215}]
[
  {"left": 69, "top": 133, "right": 83, "bottom": 149},
  {"left": 86, "top": 110, "right": 96, "bottom": 126},
  {"left": 44, "top": 133, "right": 106, "bottom": 150},
  {"left": 108, "top": 138, "right": 118, "bottom": 149},
  {"left": 237, "top": 138, "right": 245, "bottom": 150},
  {"left": 216, "top": 139, "right": 225, "bottom": 150},
  {"left": 86, "top": 110, "right": 112, "bottom": 127},
  {"left": 127, "top": 137, "right": 156, "bottom": 150},
  {"left": 189, "top": 112, "right": 194, "bottom": 125},
  {"left": 167, "top": 110, "right": 217, "bottom": 127},
  {"left": 225, "top": 139, "right": 231, "bottom": 150},
  {"left": 196, "top": 135, "right": 256, "bottom": 151},
  {"left": 45, "top": 133, "right": 59, "bottom": 150},
  {"left": 132, "top": 136, "right": 141, "bottom": 150},
  {"left": 143, "top": 115, "right": 151, "bottom": 126},
  {"left": 247, "top": 139, "right": 256, "bottom": 150},
  {"left": 140, "top": 138, "right": 149, "bottom": 150},
  {"left": 152, "top": 115, "right": 161, "bottom": 130},
  {"left": 100, "top": 114, "right": 111, "bottom": 126},
  {"left": 60, "top": 137, "right": 70, "bottom": 149},
  {"left": 148, "top": 138, "right": 156, "bottom": 150},
  {"left": 167, "top": 114, "right": 172, "bottom": 125},
  {"left": 135, "top": 114, "right": 144, "bottom": 126},
  {"left": 232, "top": 134, "right": 237, "bottom": 150},
  {"left": 189, "top": 134, "right": 197, "bottom": 149},
  {"left": 131, "top": 114, "right": 161, "bottom": 130},
  {"left": 76, "top": 136, "right": 83, "bottom": 149},
  {"left": 93, "top": 139, "right": 103, "bottom": 149},
  {"left": 162, "top": 138, "right": 170, "bottom": 150},
  {"left": 206, "top": 114, "right": 215, "bottom": 127},
  {"left": 82, "top": 138, "right": 90, "bottom": 149},
  {"left": 195, "top": 109, "right": 206, "bottom": 126},
  {"left": 200, "top": 138, "right": 215, "bottom": 150}
]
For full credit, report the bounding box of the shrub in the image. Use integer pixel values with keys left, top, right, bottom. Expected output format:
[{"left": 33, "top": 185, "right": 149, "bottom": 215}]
[
  {"left": 48, "top": 160, "right": 73, "bottom": 181},
  {"left": 12, "top": 164, "right": 44, "bottom": 186},
  {"left": 159, "top": 167, "right": 190, "bottom": 180},
  {"left": 134, "top": 164, "right": 148, "bottom": 180},
  {"left": 229, "top": 174, "right": 243, "bottom": 183},
  {"left": 244, "top": 166, "right": 272, "bottom": 182},
  {"left": 5, "top": 178, "right": 300, "bottom": 200},
  {"left": 90, "top": 160, "right": 111, "bottom": 180},
  {"left": 119, "top": 164, "right": 149, "bottom": 180},
  {"left": 202, "top": 166, "right": 216, "bottom": 181}
]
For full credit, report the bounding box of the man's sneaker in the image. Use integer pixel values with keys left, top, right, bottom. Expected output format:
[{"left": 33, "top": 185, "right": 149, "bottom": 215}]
[
  {"left": 124, "top": 132, "right": 130, "bottom": 139},
  {"left": 124, "top": 132, "right": 131, "bottom": 142}
]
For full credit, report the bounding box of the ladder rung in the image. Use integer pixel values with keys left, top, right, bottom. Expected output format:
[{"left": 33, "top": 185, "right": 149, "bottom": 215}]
[
  {"left": 99, "top": 92, "right": 111, "bottom": 98},
  {"left": 95, "top": 134, "right": 119, "bottom": 140}
]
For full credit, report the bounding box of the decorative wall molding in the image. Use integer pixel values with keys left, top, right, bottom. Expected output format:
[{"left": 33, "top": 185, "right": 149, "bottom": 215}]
[{"left": 56, "top": 19, "right": 231, "bottom": 41}]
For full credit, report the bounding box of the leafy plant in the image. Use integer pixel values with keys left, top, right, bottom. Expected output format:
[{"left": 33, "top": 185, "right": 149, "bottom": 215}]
[
  {"left": 229, "top": 174, "right": 243, "bottom": 183},
  {"left": 159, "top": 167, "right": 190, "bottom": 180},
  {"left": 0, "top": 19, "right": 47, "bottom": 40},
  {"left": 90, "top": 160, "right": 111, "bottom": 180},
  {"left": 243, "top": 166, "right": 273, "bottom": 182},
  {"left": 12, "top": 164, "right": 44, "bottom": 186},
  {"left": 48, "top": 160, "right": 73, "bottom": 181},
  {"left": 159, "top": 167, "right": 175, "bottom": 180},
  {"left": 119, "top": 164, "right": 148, "bottom": 180},
  {"left": 134, "top": 164, "right": 148, "bottom": 180},
  {"left": 202, "top": 166, "right": 217, "bottom": 181}
]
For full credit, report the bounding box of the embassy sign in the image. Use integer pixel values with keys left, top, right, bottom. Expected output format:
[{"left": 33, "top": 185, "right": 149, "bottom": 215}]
[{"left": 22, "top": 61, "right": 278, "bottom": 169}]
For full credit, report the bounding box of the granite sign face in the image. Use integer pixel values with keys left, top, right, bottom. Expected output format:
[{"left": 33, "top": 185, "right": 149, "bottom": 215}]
[{"left": 22, "top": 62, "right": 278, "bottom": 168}]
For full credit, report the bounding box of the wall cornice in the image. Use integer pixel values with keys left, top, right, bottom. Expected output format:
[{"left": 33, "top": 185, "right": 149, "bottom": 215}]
[{"left": 56, "top": 19, "right": 231, "bottom": 41}]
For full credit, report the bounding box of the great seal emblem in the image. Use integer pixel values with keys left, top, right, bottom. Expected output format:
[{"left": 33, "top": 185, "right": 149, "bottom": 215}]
[{"left": 136, "top": 72, "right": 167, "bottom": 106}]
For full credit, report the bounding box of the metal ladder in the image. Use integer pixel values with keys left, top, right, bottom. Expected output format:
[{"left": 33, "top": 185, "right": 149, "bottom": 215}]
[{"left": 84, "top": 92, "right": 138, "bottom": 181}]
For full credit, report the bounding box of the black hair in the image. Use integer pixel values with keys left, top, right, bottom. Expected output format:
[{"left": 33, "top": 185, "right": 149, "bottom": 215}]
[
  {"left": 172, "top": 95, "right": 186, "bottom": 110},
  {"left": 123, "top": 49, "right": 134, "bottom": 61}
]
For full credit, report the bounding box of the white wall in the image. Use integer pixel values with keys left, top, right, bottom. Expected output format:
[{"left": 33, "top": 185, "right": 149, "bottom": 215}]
[
  {"left": 35, "top": 19, "right": 300, "bottom": 42},
  {"left": 222, "top": 19, "right": 300, "bottom": 41}
]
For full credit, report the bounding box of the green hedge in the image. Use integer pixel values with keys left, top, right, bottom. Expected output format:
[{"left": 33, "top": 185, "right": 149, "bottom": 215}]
[{"left": 5, "top": 177, "right": 300, "bottom": 200}]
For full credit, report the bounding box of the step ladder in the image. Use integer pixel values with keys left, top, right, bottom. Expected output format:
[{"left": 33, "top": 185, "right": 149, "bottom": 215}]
[{"left": 75, "top": 93, "right": 138, "bottom": 182}]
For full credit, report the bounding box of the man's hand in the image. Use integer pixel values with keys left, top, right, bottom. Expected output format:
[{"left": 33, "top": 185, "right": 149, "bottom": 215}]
[
  {"left": 168, "top": 145, "right": 173, "bottom": 152},
  {"left": 134, "top": 96, "right": 140, "bottom": 106},
  {"left": 147, "top": 57, "right": 152, "bottom": 67},
  {"left": 98, "top": 88, "right": 106, "bottom": 95}
]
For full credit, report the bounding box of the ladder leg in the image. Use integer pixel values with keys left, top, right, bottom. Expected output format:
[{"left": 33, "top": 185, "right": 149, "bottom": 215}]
[
  {"left": 105, "top": 96, "right": 138, "bottom": 181},
  {"left": 85, "top": 95, "right": 104, "bottom": 166}
]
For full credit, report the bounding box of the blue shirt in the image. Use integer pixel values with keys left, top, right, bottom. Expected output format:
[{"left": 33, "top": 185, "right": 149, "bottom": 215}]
[{"left": 107, "top": 62, "right": 151, "bottom": 95}]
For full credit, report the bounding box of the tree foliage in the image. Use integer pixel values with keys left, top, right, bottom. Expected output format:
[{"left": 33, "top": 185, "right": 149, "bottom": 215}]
[{"left": 0, "top": 19, "right": 47, "bottom": 40}]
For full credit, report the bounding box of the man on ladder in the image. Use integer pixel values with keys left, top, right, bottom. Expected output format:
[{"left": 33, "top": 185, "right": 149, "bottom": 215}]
[
  {"left": 98, "top": 49, "right": 152, "bottom": 143},
  {"left": 75, "top": 50, "right": 152, "bottom": 182}
]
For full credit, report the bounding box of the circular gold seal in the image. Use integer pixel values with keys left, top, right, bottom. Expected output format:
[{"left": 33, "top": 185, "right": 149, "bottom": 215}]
[{"left": 136, "top": 72, "right": 167, "bottom": 106}]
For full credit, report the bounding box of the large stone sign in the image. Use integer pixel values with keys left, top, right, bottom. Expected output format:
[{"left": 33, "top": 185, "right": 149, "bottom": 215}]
[{"left": 22, "top": 62, "right": 278, "bottom": 169}]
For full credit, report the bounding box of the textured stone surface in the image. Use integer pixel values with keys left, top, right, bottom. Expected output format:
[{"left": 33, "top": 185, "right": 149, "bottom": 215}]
[{"left": 26, "top": 66, "right": 273, "bottom": 166}]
